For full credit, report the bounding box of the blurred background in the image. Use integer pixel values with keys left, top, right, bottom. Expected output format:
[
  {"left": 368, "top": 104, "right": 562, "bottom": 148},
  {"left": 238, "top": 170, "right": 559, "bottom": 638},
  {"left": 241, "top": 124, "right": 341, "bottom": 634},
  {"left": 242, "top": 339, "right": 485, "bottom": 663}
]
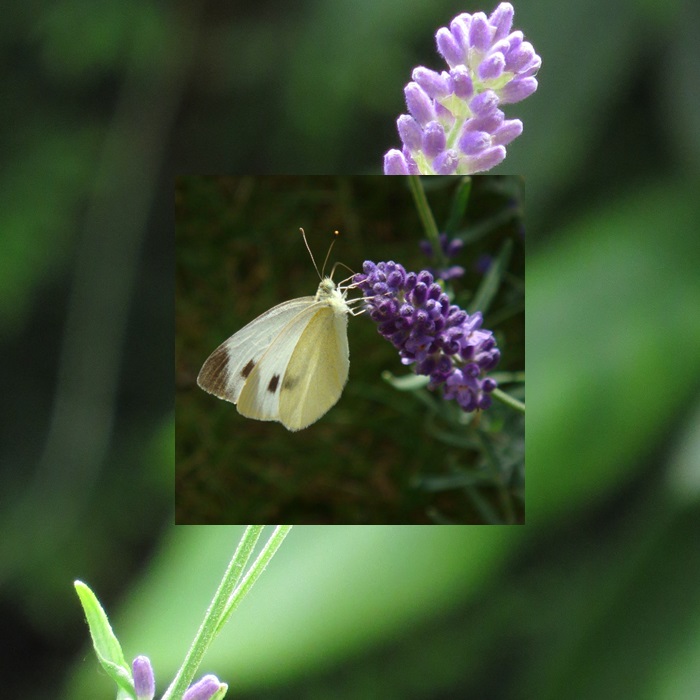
[{"left": 2, "top": 0, "right": 700, "bottom": 699}]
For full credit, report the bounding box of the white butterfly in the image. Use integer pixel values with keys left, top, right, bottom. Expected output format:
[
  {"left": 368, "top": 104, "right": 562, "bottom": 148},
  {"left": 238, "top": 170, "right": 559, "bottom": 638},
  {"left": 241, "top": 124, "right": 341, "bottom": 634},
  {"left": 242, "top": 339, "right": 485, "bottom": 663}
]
[{"left": 197, "top": 231, "right": 360, "bottom": 431}]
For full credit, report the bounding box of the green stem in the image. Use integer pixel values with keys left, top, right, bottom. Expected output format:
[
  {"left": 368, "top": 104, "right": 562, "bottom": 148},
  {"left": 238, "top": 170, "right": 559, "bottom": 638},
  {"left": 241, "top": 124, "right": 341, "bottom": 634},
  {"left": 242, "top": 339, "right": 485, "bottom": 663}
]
[
  {"left": 408, "top": 176, "right": 445, "bottom": 265},
  {"left": 492, "top": 387, "right": 525, "bottom": 413},
  {"left": 161, "top": 526, "right": 267, "bottom": 700},
  {"left": 215, "top": 525, "right": 293, "bottom": 635}
]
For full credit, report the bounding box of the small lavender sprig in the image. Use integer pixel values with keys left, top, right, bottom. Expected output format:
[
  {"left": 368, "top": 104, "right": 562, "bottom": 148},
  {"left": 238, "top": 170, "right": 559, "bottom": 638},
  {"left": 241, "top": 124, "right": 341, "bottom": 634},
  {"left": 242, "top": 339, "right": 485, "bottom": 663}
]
[
  {"left": 384, "top": 3, "right": 541, "bottom": 175},
  {"left": 354, "top": 261, "right": 499, "bottom": 412}
]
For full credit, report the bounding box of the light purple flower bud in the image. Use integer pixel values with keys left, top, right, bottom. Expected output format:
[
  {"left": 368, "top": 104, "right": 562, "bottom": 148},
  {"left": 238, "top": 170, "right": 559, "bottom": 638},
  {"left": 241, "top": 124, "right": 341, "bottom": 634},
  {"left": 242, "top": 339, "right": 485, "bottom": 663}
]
[
  {"left": 465, "top": 106, "right": 504, "bottom": 134},
  {"left": 436, "top": 27, "right": 464, "bottom": 68},
  {"left": 404, "top": 82, "right": 436, "bottom": 125},
  {"left": 433, "top": 149, "right": 459, "bottom": 174},
  {"left": 505, "top": 41, "right": 537, "bottom": 73},
  {"left": 383, "top": 4, "right": 539, "bottom": 175},
  {"left": 422, "top": 121, "right": 446, "bottom": 157},
  {"left": 478, "top": 52, "right": 506, "bottom": 81},
  {"left": 469, "top": 90, "right": 499, "bottom": 116},
  {"left": 507, "top": 30, "right": 523, "bottom": 52},
  {"left": 183, "top": 674, "right": 224, "bottom": 700},
  {"left": 397, "top": 114, "right": 422, "bottom": 151},
  {"left": 499, "top": 76, "right": 538, "bottom": 104},
  {"left": 412, "top": 66, "right": 450, "bottom": 98},
  {"left": 133, "top": 656, "right": 155, "bottom": 700},
  {"left": 383, "top": 149, "right": 410, "bottom": 175},
  {"left": 468, "top": 145, "right": 506, "bottom": 172},
  {"left": 449, "top": 65, "right": 474, "bottom": 99},
  {"left": 449, "top": 14, "right": 472, "bottom": 50},
  {"left": 490, "top": 2, "right": 515, "bottom": 41},
  {"left": 468, "top": 13, "right": 492, "bottom": 51},
  {"left": 492, "top": 118, "right": 523, "bottom": 145},
  {"left": 459, "top": 130, "right": 491, "bottom": 155}
]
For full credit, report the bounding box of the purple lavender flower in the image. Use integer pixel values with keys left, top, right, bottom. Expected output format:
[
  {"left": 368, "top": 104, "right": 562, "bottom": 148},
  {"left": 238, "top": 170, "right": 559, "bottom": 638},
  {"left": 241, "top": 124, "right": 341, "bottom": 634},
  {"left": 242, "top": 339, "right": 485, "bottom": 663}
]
[
  {"left": 133, "top": 656, "right": 156, "bottom": 700},
  {"left": 183, "top": 674, "right": 226, "bottom": 700},
  {"left": 354, "top": 261, "right": 499, "bottom": 411},
  {"left": 384, "top": 3, "right": 541, "bottom": 175}
]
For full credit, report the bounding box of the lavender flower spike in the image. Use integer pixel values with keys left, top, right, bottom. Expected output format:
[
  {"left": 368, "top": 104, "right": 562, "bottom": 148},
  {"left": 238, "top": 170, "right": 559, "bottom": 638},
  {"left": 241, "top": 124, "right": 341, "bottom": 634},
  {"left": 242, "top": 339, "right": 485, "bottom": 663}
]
[
  {"left": 384, "top": 3, "right": 541, "bottom": 175},
  {"left": 354, "top": 261, "right": 499, "bottom": 412}
]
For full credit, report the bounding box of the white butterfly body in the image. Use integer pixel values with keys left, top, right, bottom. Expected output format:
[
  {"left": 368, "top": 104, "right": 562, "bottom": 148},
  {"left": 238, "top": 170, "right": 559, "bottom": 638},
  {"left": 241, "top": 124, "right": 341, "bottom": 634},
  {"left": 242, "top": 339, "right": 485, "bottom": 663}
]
[{"left": 197, "top": 278, "right": 351, "bottom": 431}]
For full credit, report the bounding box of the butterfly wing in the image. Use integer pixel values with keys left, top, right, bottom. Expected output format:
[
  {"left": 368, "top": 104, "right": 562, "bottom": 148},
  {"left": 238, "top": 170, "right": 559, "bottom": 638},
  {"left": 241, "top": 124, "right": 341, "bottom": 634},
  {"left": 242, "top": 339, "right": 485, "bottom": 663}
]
[
  {"left": 197, "top": 296, "right": 315, "bottom": 404},
  {"left": 278, "top": 305, "right": 349, "bottom": 431},
  {"left": 236, "top": 301, "right": 335, "bottom": 424}
]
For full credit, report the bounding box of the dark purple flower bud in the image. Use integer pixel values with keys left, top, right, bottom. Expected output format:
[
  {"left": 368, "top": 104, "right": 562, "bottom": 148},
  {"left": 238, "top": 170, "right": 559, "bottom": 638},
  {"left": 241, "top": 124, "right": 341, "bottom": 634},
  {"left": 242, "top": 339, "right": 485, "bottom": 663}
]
[
  {"left": 355, "top": 260, "right": 500, "bottom": 413},
  {"left": 133, "top": 656, "right": 155, "bottom": 700},
  {"left": 412, "top": 282, "right": 428, "bottom": 305}
]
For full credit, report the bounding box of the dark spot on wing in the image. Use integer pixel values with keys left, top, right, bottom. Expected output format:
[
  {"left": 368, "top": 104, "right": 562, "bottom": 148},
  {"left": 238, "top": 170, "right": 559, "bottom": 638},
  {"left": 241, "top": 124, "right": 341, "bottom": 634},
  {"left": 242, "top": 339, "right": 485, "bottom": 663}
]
[
  {"left": 283, "top": 375, "right": 298, "bottom": 390},
  {"left": 268, "top": 375, "right": 280, "bottom": 393},
  {"left": 241, "top": 359, "right": 255, "bottom": 379},
  {"left": 198, "top": 346, "right": 230, "bottom": 394}
]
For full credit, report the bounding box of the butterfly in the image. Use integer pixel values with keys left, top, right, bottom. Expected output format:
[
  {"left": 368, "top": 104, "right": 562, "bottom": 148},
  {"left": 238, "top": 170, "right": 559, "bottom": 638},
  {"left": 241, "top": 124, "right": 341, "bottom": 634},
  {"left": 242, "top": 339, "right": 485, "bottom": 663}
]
[{"left": 197, "top": 230, "right": 360, "bottom": 431}]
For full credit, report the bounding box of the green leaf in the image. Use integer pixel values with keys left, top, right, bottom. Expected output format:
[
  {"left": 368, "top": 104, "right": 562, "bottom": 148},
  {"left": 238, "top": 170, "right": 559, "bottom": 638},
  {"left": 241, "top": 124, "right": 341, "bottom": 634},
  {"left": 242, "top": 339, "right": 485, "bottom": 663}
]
[{"left": 74, "top": 580, "right": 135, "bottom": 698}]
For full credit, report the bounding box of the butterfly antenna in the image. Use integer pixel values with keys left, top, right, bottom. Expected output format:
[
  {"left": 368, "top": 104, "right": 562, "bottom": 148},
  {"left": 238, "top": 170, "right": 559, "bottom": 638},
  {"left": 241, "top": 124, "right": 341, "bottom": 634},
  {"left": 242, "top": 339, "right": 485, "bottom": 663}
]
[
  {"left": 300, "top": 227, "right": 322, "bottom": 280},
  {"left": 321, "top": 230, "right": 340, "bottom": 278}
]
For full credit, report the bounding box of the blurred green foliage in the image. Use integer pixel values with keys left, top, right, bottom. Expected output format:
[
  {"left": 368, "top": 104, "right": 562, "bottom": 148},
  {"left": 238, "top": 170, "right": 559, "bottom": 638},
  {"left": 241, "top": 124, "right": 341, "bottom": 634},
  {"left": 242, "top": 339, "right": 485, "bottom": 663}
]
[{"left": 2, "top": 0, "right": 700, "bottom": 699}]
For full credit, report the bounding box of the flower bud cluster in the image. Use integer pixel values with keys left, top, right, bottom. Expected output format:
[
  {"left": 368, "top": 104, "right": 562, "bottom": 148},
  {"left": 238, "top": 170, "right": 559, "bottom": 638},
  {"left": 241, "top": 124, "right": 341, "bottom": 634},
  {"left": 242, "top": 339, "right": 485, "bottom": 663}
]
[
  {"left": 354, "top": 261, "right": 499, "bottom": 411},
  {"left": 384, "top": 3, "right": 541, "bottom": 175}
]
